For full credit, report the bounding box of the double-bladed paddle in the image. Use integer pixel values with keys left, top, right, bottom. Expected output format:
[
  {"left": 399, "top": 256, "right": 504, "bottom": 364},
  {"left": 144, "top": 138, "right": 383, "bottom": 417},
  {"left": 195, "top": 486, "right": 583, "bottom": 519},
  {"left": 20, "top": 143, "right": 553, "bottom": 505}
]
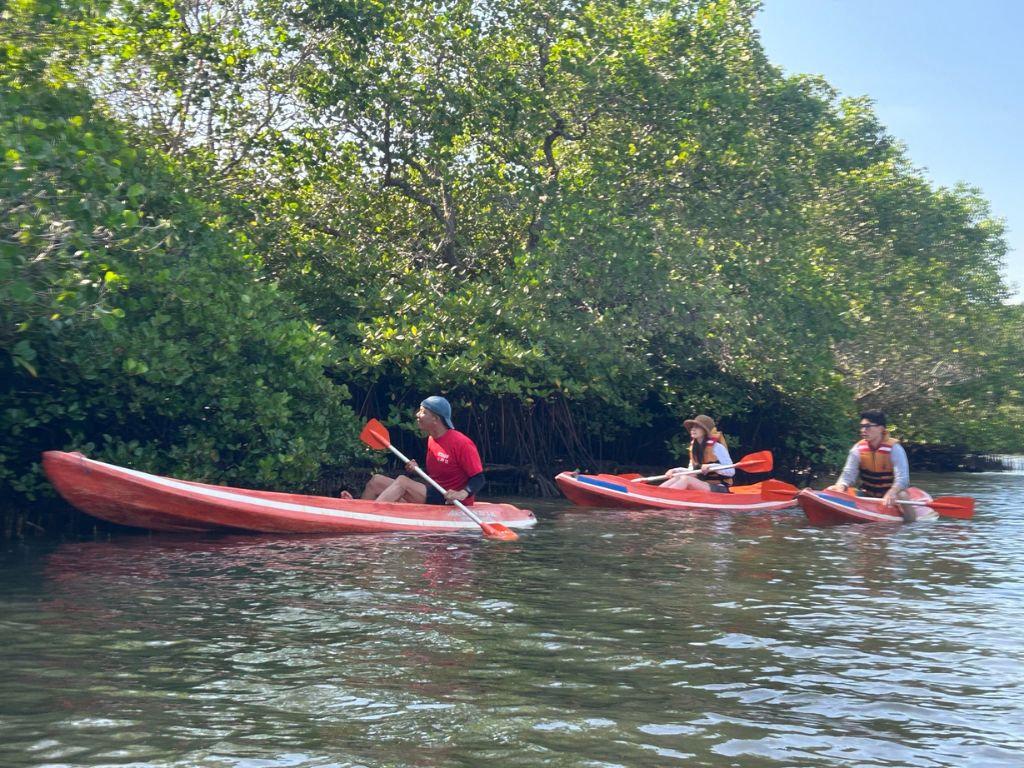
[
  {"left": 359, "top": 419, "right": 519, "bottom": 541},
  {"left": 760, "top": 485, "right": 975, "bottom": 519},
  {"left": 630, "top": 450, "right": 773, "bottom": 483}
]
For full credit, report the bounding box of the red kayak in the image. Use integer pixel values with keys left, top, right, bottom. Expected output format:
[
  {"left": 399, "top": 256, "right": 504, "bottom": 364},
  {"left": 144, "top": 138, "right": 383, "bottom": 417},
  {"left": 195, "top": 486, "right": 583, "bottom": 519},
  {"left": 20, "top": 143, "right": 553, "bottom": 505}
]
[
  {"left": 42, "top": 451, "right": 537, "bottom": 535},
  {"left": 554, "top": 471, "right": 798, "bottom": 512},
  {"left": 797, "top": 487, "right": 938, "bottom": 525}
]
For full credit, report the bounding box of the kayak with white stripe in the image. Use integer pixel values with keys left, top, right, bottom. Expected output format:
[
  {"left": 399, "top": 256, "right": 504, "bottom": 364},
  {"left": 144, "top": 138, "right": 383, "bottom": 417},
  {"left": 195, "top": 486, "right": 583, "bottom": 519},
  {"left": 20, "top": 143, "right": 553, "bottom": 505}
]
[
  {"left": 42, "top": 451, "right": 536, "bottom": 535},
  {"left": 797, "top": 487, "right": 938, "bottom": 525},
  {"left": 554, "top": 471, "right": 798, "bottom": 512}
]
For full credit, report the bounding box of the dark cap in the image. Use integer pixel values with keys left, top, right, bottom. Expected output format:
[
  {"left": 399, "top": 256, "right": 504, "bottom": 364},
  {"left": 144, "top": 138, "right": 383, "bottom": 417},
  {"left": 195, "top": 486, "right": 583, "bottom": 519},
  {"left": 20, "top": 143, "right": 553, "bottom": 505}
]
[{"left": 421, "top": 396, "right": 454, "bottom": 429}]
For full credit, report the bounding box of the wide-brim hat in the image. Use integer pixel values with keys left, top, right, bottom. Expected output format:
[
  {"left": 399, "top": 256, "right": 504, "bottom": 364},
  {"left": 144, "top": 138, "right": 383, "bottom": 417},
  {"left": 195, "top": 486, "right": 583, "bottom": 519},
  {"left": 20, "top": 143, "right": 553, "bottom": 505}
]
[
  {"left": 683, "top": 414, "right": 716, "bottom": 434},
  {"left": 421, "top": 395, "right": 455, "bottom": 429}
]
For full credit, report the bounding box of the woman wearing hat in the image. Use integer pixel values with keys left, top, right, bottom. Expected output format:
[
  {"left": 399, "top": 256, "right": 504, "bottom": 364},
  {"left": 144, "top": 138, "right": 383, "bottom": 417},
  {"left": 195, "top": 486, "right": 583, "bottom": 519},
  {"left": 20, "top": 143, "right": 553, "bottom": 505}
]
[
  {"left": 660, "top": 414, "right": 735, "bottom": 493},
  {"left": 344, "top": 396, "right": 486, "bottom": 505}
]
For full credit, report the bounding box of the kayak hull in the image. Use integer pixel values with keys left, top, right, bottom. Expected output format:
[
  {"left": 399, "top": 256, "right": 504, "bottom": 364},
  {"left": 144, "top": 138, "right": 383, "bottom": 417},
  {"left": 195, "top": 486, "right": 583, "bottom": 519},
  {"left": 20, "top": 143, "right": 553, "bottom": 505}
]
[
  {"left": 797, "top": 487, "right": 938, "bottom": 525},
  {"left": 42, "top": 451, "right": 536, "bottom": 535},
  {"left": 554, "top": 472, "right": 797, "bottom": 512}
]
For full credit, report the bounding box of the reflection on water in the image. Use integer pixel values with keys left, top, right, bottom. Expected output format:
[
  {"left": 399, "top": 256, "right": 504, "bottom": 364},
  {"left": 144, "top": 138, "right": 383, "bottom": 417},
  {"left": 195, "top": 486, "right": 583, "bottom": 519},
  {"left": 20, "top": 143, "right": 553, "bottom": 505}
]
[{"left": 1, "top": 470, "right": 1023, "bottom": 767}]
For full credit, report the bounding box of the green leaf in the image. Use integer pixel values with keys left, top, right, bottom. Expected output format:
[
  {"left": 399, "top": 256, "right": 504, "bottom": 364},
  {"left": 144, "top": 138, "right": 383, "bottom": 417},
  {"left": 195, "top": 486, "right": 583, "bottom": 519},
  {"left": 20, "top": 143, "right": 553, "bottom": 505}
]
[{"left": 8, "top": 281, "right": 34, "bottom": 302}]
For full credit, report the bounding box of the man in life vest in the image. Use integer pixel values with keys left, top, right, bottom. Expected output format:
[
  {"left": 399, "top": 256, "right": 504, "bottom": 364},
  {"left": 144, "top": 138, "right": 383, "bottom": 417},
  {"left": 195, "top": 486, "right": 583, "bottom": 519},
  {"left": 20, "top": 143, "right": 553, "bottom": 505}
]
[
  {"left": 343, "top": 396, "right": 486, "bottom": 505},
  {"left": 660, "top": 414, "right": 735, "bottom": 493},
  {"left": 825, "top": 408, "right": 914, "bottom": 521}
]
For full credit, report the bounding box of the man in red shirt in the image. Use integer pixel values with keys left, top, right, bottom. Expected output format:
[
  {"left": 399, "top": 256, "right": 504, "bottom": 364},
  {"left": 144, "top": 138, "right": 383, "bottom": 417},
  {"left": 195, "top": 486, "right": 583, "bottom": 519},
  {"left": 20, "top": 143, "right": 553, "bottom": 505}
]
[{"left": 346, "top": 396, "right": 486, "bottom": 505}]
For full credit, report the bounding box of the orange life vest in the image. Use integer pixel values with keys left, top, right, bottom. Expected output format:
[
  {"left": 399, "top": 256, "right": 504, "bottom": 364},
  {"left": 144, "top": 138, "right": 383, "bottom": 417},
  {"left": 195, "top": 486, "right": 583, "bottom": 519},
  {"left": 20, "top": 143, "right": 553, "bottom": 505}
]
[
  {"left": 689, "top": 433, "right": 733, "bottom": 487},
  {"left": 857, "top": 436, "right": 898, "bottom": 497}
]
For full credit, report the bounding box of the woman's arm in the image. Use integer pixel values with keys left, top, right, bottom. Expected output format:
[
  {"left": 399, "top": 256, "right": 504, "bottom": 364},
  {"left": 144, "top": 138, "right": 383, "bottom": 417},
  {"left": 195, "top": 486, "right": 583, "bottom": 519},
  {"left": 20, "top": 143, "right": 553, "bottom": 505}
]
[{"left": 711, "top": 442, "right": 735, "bottom": 477}]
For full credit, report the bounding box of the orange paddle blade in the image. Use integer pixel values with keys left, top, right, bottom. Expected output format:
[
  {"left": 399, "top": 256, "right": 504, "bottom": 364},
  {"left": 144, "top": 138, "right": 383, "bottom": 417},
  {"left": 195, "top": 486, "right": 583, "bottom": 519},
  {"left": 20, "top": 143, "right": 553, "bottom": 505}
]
[
  {"left": 924, "top": 496, "right": 975, "bottom": 519},
  {"left": 760, "top": 478, "right": 799, "bottom": 501},
  {"left": 736, "top": 450, "right": 772, "bottom": 474},
  {"left": 480, "top": 522, "right": 519, "bottom": 541},
  {"left": 359, "top": 419, "right": 391, "bottom": 450}
]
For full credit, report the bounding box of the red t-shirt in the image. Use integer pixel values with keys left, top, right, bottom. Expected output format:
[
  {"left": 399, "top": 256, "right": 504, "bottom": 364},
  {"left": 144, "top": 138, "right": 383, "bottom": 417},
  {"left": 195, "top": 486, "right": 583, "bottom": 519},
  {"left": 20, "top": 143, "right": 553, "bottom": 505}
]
[{"left": 425, "top": 429, "right": 484, "bottom": 504}]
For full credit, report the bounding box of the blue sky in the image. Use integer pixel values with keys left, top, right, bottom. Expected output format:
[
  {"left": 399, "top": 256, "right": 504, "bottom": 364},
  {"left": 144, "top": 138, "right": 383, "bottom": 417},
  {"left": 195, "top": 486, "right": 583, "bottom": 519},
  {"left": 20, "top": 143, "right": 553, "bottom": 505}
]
[{"left": 754, "top": 0, "right": 1024, "bottom": 302}]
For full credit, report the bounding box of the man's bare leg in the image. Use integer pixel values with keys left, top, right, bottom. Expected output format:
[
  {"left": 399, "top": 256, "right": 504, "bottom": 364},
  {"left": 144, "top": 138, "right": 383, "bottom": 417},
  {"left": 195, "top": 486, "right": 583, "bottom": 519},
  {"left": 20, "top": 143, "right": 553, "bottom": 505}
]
[
  {"left": 360, "top": 474, "right": 396, "bottom": 500},
  {"left": 374, "top": 475, "right": 428, "bottom": 503}
]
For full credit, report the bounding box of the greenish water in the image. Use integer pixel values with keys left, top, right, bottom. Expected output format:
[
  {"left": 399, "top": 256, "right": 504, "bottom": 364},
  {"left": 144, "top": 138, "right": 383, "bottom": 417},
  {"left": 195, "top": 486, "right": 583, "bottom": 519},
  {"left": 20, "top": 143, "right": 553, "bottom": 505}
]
[{"left": 1, "top": 470, "right": 1023, "bottom": 767}]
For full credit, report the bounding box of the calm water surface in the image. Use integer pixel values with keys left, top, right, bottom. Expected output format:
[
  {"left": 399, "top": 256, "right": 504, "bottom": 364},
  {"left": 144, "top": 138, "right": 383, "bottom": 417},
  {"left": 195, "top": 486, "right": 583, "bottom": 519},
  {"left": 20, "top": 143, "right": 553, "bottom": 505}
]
[{"left": 2, "top": 470, "right": 1023, "bottom": 768}]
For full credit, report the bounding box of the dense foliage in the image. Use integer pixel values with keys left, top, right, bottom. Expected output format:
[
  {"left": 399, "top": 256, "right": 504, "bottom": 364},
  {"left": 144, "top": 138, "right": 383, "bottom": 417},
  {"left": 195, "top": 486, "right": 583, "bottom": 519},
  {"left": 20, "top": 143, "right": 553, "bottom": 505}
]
[
  {"left": 1, "top": 0, "right": 364, "bottom": 499},
  {"left": 3, "top": 0, "right": 1022, "bottom": 511}
]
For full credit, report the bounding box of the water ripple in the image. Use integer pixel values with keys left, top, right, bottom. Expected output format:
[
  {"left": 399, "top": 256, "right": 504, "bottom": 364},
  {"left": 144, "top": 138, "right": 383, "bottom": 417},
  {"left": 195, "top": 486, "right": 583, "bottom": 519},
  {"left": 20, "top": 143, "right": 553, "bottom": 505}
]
[{"left": 1, "top": 473, "right": 1023, "bottom": 766}]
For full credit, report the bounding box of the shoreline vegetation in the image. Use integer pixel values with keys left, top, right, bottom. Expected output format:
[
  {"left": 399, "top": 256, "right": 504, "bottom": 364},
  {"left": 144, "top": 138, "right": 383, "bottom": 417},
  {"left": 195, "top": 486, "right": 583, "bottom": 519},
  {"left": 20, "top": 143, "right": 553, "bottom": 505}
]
[{"left": 3, "top": 1, "right": 1023, "bottom": 536}]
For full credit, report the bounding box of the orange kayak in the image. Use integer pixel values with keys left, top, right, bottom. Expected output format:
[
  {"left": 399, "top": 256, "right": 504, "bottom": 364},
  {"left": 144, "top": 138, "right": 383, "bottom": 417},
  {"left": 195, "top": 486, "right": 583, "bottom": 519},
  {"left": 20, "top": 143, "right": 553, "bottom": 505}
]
[
  {"left": 43, "top": 451, "right": 537, "bottom": 535},
  {"left": 797, "top": 487, "right": 938, "bottom": 525},
  {"left": 554, "top": 471, "right": 798, "bottom": 512}
]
